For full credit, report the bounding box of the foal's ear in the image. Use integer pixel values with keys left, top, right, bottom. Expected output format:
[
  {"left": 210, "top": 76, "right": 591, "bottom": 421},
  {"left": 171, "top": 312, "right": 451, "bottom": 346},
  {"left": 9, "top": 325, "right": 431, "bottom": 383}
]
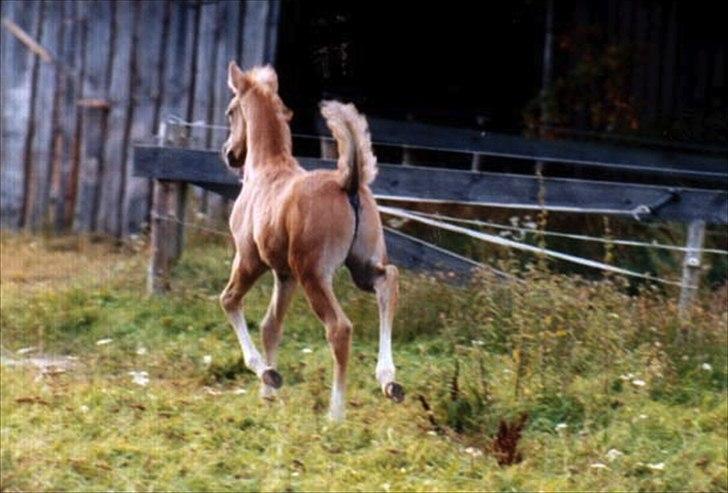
[{"left": 227, "top": 60, "right": 247, "bottom": 93}]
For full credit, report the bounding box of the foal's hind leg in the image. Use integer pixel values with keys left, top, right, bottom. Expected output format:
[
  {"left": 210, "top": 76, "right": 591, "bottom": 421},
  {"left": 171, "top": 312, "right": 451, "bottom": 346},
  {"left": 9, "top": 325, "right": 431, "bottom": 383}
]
[
  {"left": 300, "top": 274, "right": 353, "bottom": 421},
  {"left": 220, "top": 252, "right": 279, "bottom": 386},
  {"left": 373, "top": 264, "right": 404, "bottom": 402},
  {"left": 259, "top": 272, "right": 297, "bottom": 399}
]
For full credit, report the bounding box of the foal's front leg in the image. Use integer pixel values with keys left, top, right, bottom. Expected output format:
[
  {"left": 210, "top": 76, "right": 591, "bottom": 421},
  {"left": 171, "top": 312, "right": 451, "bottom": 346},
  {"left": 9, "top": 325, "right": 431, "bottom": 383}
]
[
  {"left": 374, "top": 264, "right": 404, "bottom": 402},
  {"left": 259, "top": 272, "right": 297, "bottom": 399}
]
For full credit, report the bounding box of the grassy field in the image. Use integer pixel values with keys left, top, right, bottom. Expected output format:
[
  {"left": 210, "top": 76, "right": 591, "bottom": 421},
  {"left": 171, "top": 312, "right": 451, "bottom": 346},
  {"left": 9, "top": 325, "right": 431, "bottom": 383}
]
[{"left": 1, "top": 232, "right": 726, "bottom": 492}]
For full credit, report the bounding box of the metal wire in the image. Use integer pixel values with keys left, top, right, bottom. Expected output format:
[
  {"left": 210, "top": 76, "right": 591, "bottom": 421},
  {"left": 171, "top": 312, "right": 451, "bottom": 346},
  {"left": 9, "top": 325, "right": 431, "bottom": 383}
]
[
  {"left": 379, "top": 205, "right": 698, "bottom": 289},
  {"left": 150, "top": 212, "right": 231, "bottom": 238},
  {"left": 151, "top": 204, "right": 698, "bottom": 290},
  {"left": 404, "top": 209, "right": 728, "bottom": 255}
]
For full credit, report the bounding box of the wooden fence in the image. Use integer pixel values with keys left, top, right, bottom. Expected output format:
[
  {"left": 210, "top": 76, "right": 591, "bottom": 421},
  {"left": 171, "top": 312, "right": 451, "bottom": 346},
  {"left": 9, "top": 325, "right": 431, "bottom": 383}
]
[
  {"left": 133, "top": 118, "right": 727, "bottom": 310},
  {"left": 1, "top": 0, "right": 279, "bottom": 234}
]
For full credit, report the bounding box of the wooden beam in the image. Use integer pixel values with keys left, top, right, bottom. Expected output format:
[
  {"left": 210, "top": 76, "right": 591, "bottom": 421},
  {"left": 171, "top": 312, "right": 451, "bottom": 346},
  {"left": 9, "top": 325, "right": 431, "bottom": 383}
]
[
  {"left": 1, "top": 16, "right": 52, "bottom": 63},
  {"left": 314, "top": 117, "right": 728, "bottom": 182},
  {"left": 132, "top": 145, "right": 728, "bottom": 224}
]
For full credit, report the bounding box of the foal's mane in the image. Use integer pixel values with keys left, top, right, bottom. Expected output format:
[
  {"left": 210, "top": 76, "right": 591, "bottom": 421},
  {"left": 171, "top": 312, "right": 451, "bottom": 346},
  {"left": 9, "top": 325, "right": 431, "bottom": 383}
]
[{"left": 245, "top": 73, "right": 293, "bottom": 157}]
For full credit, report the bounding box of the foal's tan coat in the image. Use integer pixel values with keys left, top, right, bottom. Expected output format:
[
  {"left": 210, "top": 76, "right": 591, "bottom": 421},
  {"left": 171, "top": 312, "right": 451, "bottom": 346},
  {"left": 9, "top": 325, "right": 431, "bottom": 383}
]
[{"left": 220, "top": 62, "right": 402, "bottom": 420}]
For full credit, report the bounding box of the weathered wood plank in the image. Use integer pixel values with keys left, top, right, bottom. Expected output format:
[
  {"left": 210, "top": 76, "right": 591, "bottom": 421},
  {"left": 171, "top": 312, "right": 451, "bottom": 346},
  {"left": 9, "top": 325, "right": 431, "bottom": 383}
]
[
  {"left": 64, "top": 2, "right": 88, "bottom": 229},
  {"left": 114, "top": 1, "right": 140, "bottom": 237},
  {"left": 74, "top": 0, "right": 112, "bottom": 232},
  {"left": 234, "top": 0, "right": 280, "bottom": 69},
  {"left": 125, "top": 0, "right": 165, "bottom": 234},
  {"left": 31, "top": 0, "right": 62, "bottom": 229},
  {"left": 314, "top": 117, "right": 728, "bottom": 181},
  {"left": 132, "top": 145, "right": 728, "bottom": 224},
  {"left": 192, "top": 0, "right": 222, "bottom": 215},
  {"left": 0, "top": 0, "right": 39, "bottom": 228},
  {"left": 18, "top": 0, "right": 44, "bottom": 229},
  {"left": 46, "top": 0, "right": 70, "bottom": 232}
]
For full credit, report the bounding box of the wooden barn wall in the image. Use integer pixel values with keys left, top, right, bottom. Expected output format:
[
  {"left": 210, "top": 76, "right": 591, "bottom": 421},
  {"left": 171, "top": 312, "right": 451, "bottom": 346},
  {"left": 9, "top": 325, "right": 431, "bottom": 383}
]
[
  {"left": 0, "top": 0, "right": 280, "bottom": 234},
  {"left": 1, "top": 0, "right": 722, "bottom": 234}
]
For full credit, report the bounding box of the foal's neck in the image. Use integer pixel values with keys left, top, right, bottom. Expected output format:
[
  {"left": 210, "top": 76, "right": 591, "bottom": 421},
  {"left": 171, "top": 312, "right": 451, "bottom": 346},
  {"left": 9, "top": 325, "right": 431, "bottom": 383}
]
[{"left": 245, "top": 94, "right": 292, "bottom": 167}]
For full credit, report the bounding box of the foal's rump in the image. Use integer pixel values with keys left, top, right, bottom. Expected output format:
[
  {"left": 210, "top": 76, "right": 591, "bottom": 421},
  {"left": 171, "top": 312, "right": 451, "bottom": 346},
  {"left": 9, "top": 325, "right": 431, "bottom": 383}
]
[
  {"left": 284, "top": 171, "right": 357, "bottom": 276},
  {"left": 283, "top": 170, "right": 385, "bottom": 285}
]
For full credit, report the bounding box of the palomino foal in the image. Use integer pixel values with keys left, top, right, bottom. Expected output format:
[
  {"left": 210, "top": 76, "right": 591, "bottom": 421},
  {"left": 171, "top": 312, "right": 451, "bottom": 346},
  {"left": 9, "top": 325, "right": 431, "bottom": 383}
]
[{"left": 220, "top": 62, "right": 403, "bottom": 421}]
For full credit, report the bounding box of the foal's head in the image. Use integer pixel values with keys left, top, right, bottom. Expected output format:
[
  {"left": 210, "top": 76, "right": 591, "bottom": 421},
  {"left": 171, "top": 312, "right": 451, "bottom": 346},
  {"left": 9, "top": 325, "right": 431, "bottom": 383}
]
[{"left": 221, "top": 62, "right": 292, "bottom": 170}]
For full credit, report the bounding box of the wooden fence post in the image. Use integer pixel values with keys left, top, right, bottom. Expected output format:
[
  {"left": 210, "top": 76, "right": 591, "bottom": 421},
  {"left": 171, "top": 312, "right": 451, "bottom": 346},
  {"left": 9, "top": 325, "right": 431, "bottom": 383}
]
[
  {"left": 148, "top": 179, "right": 175, "bottom": 294},
  {"left": 471, "top": 154, "right": 482, "bottom": 171},
  {"left": 320, "top": 137, "right": 337, "bottom": 160},
  {"left": 401, "top": 112, "right": 414, "bottom": 165},
  {"left": 165, "top": 121, "right": 188, "bottom": 264},
  {"left": 678, "top": 219, "right": 706, "bottom": 316},
  {"left": 148, "top": 121, "right": 183, "bottom": 294}
]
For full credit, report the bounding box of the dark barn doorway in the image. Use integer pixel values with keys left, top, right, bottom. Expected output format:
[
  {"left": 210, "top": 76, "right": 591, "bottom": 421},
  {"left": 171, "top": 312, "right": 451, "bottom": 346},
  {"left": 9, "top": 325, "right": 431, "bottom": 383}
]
[{"left": 276, "top": 1, "right": 545, "bottom": 134}]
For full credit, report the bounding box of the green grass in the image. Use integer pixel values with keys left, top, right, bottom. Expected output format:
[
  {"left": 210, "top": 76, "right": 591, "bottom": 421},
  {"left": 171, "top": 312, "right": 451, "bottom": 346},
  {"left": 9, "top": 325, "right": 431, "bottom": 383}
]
[{"left": 1, "top": 232, "right": 726, "bottom": 492}]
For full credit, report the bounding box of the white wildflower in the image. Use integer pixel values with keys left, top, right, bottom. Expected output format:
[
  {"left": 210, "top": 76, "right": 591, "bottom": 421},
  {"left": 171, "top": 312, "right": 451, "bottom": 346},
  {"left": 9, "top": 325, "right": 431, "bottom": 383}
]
[
  {"left": 202, "top": 355, "right": 212, "bottom": 366},
  {"left": 647, "top": 462, "right": 665, "bottom": 471},
  {"left": 464, "top": 446, "right": 483, "bottom": 458},
  {"left": 291, "top": 471, "right": 300, "bottom": 477},
  {"left": 301, "top": 347, "right": 313, "bottom": 354},
  {"left": 701, "top": 363, "right": 712, "bottom": 371},
  {"left": 203, "top": 386, "right": 223, "bottom": 396},
  {"left": 631, "top": 379, "right": 646, "bottom": 387},
  {"left": 606, "top": 449, "right": 623, "bottom": 462},
  {"left": 79, "top": 405, "right": 90, "bottom": 413},
  {"left": 128, "top": 371, "right": 149, "bottom": 386},
  {"left": 136, "top": 346, "right": 148, "bottom": 356},
  {"left": 590, "top": 462, "right": 609, "bottom": 470},
  {"left": 471, "top": 339, "right": 485, "bottom": 346},
  {"left": 427, "top": 430, "right": 438, "bottom": 436},
  {"left": 555, "top": 423, "right": 568, "bottom": 431},
  {"left": 638, "top": 414, "right": 648, "bottom": 420},
  {"left": 96, "top": 338, "right": 113, "bottom": 346},
  {"left": 382, "top": 483, "right": 391, "bottom": 492}
]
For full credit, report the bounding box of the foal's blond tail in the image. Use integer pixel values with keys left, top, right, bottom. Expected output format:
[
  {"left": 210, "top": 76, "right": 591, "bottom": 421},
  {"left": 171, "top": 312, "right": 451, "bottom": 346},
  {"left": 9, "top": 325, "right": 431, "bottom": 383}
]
[{"left": 320, "top": 100, "right": 378, "bottom": 194}]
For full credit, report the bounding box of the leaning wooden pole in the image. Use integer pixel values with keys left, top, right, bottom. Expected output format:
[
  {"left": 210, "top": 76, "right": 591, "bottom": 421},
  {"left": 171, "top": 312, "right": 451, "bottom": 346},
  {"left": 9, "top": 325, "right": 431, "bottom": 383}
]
[{"left": 678, "top": 220, "right": 706, "bottom": 316}]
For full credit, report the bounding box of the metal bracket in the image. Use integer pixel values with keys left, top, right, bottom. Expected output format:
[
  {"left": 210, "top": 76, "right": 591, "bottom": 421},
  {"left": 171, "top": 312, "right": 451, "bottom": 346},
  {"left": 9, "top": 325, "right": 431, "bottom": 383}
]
[{"left": 632, "top": 188, "right": 681, "bottom": 221}]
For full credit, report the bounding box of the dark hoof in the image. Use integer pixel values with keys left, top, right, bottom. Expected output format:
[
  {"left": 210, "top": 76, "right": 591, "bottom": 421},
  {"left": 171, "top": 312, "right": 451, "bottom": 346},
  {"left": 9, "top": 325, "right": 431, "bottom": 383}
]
[
  {"left": 262, "top": 369, "right": 283, "bottom": 389},
  {"left": 385, "top": 382, "right": 405, "bottom": 403}
]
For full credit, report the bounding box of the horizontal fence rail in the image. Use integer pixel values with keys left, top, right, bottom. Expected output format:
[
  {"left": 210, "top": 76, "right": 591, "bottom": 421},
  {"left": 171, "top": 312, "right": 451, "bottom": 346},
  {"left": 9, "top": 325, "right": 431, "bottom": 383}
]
[
  {"left": 133, "top": 144, "right": 728, "bottom": 224},
  {"left": 315, "top": 118, "right": 728, "bottom": 183}
]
